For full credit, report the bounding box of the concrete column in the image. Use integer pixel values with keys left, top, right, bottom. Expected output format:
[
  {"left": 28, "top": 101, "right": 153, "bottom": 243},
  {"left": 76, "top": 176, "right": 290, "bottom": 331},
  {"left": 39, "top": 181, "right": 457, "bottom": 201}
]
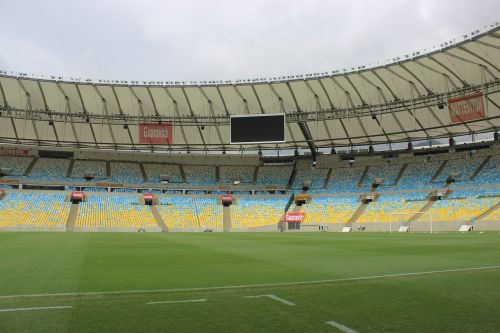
[{"left": 223, "top": 205, "right": 231, "bottom": 232}]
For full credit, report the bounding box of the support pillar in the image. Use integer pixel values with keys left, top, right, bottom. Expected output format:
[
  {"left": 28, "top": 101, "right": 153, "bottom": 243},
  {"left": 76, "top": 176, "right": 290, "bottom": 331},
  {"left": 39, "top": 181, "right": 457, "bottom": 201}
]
[{"left": 223, "top": 205, "right": 231, "bottom": 232}]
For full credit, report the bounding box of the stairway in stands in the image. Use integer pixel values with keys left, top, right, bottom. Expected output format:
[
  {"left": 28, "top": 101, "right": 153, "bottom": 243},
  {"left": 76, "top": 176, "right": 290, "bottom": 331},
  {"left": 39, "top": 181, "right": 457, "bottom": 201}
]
[
  {"left": 393, "top": 164, "right": 407, "bottom": 186},
  {"left": 139, "top": 163, "right": 149, "bottom": 182},
  {"left": 66, "top": 159, "right": 75, "bottom": 178},
  {"left": 345, "top": 194, "right": 379, "bottom": 226},
  {"left": 357, "top": 166, "right": 369, "bottom": 188},
  {"left": 407, "top": 189, "right": 452, "bottom": 224},
  {"left": 430, "top": 160, "right": 448, "bottom": 183},
  {"left": 150, "top": 205, "right": 168, "bottom": 232},
  {"left": 471, "top": 201, "right": 500, "bottom": 223},
  {"left": 66, "top": 203, "right": 80, "bottom": 232},
  {"left": 23, "top": 157, "right": 38, "bottom": 176},
  {"left": 470, "top": 156, "right": 491, "bottom": 181}
]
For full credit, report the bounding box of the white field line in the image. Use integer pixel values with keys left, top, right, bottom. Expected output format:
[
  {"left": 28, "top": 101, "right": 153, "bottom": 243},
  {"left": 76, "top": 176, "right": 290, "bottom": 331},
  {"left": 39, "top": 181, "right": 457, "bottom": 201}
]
[
  {"left": 0, "top": 265, "right": 499, "bottom": 300},
  {"left": 147, "top": 298, "right": 207, "bottom": 305},
  {"left": 0, "top": 306, "right": 72, "bottom": 313},
  {"left": 246, "top": 294, "right": 295, "bottom": 306},
  {"left": 326, "top": 320, "right": 360, "bottom": 333}
]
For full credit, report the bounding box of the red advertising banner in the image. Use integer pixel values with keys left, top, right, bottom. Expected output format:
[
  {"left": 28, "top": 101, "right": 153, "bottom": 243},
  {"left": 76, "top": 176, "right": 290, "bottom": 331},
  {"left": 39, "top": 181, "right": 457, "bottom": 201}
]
[
  {"left": 139, "top": 123, "right": 173, "bottom": 144},
  {"left": 144, "top": 193, "right": 154, "bottom": 201},
  {"left": 0, "top": 148, "right": 29, "bottom": 156},
  {"left": 448, "top": 92, "right": 486, "bottom": 123},
  {"left": 71, "top": 191, "right": 84, "bottom": 200},
  {"left": 285, "top": 212, "right": 305, "bottom": 223},
  {"left": 221, "top": 194, "right": 233, "bottom": 203}
]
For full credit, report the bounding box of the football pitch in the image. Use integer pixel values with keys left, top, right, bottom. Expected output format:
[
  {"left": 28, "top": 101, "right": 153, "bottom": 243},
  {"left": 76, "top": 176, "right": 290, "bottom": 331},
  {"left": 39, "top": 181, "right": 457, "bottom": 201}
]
[{"left": 0, "top": 232, "right": 499, "bottom": 333}]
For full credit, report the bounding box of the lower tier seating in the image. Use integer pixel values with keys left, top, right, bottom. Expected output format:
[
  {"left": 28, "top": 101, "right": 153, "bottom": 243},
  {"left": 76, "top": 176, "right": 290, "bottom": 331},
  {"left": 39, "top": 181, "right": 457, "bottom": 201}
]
[
  {"left": 300, "top": 195, "right": 360, "bottom": 224},
  {"left": 232, "top": 197, "right": 289, "bottom": 228},
  {"left": 0, "top": 192, "right": 70, "bottom": 229},
  {"left": 75, "top": 195, "right": 158, "bottom": 230}
]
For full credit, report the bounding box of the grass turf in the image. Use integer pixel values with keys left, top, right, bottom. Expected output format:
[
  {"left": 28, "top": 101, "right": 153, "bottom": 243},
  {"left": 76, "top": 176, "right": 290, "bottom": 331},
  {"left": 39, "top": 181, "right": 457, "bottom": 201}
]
[{"left": 0, "top": 232, "right": 499, "bottom": 332}]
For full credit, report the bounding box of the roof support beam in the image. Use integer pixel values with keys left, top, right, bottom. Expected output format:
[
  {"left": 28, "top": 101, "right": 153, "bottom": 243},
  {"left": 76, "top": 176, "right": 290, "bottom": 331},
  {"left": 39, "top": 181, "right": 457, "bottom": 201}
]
[
  {"left": 180, "top": 86, "right": 207, "bottom": 152},
  {"left": 268, "top": 83, "right": 299, "bottom": 149},
  {"left": 0, "top": 79, "right": 19, "bottom": 142},
  {"left": 163, "top": 88, "right": 190, "bottom": 151},
  {"left": 93, "top": 86, "right": 117, "bottom": 150},
  {"left": 427, "top": 55, "right": 468, "bottom": 86},
  {"left": 17, "top": 79, "right": 40, "bottom": 145},
  {"left": 444, "top": 50, "right": 497, "bottom": 79},
  {"left": 74, "top": 84, "right": 99, "bottom": 148},
  {"left": 318, "top": 78, "right": 352, "bottom": 145},
  {"left": 111, "top": 86, "right": 135, "bottom": 150},
  {"left": 37, "top": 81, "right": 60, "bottom": 146},
  {"left": 199, "top": 87, "right": 226, "bottom": 151},
  {"left": 129, "top": 87, "right": 156, "bottom": 152},
  {"left": 357, "top": 73, "right": 409, "bottom": 141},
  {"left": 385, "top": 67, "right": 451, "bottom": 137},
  {"left": 286, "top": 82, "right": 317, "bottom": 157},
  {"left": 457, "top": 45, "right": 500, "bottom": 75},
  {"left": 56, "top": 84, "right": 80, "bottom": 147},
  {"left": 303, "top": 80, "right": 335, "bottom": 146}
]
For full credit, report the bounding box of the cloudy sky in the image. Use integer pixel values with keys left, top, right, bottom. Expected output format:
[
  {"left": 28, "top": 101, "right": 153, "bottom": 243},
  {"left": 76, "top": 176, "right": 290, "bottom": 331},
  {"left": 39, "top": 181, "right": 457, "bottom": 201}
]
[{"left": 0, "top": 0, "right": 498, "bottom": 82}]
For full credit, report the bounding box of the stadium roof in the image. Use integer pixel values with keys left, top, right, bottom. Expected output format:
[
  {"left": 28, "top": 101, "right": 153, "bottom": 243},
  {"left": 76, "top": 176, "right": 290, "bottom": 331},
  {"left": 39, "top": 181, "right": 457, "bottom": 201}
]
[{"left": 0, "top": 24, "right": 499, "bottom": 153}]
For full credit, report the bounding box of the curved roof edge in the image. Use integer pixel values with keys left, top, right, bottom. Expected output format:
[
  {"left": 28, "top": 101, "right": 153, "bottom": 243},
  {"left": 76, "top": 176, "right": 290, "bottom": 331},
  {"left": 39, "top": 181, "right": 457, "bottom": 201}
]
[{"left": 0, "top": 22, "right": 498, "bottom": 87}]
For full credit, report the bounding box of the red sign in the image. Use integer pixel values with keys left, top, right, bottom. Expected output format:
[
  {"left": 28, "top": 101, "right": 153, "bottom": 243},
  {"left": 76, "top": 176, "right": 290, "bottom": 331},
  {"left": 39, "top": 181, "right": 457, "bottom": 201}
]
[
  {"left": 144, "top": 193, "right": 154, "bottom": 201},
  {"left": 0, "top": 148, "right": 29, "bottom": 156},
  {"left": 139, "top": 123, "right": 173, "bottom": 144},
  {"left": 71, "top": 191, "right": 84, "bottom": 200},
  {"left": 285, "top": 212, "right": 305, "bottom": 223},
  {"left": 221, "top": 195, "right": 233, "bottom": 203},
  {"left": 448, "top": 93, "right": 486, "bottom": 123}
]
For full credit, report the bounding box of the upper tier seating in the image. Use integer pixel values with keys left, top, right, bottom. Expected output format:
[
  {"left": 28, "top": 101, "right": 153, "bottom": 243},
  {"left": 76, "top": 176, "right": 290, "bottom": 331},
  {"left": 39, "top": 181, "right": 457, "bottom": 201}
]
[
  {"left": 292, "top": 168, "right": 329, "bottom": 190},
  {"left": 256, "top": 166, "right": 293, "bottom": 186},
  {"left": 28, "top": 158, "right": 70, "bottom": 181},
  {"left": 0, "top": 192, "right": 70, "bottom": 229},
  {"left": 0, "top": 156, "right": 33, "bottom": 177},
  {"left": 300, "top": 195, "right": 360, "bottom": 224},
  {"left": 326, "top": 167, "right": 364, "bottom": 193},
  {"left": 183, "top": 165, "right": 216, "bottom": 185},
  {"left": 435, "top": 157, "right": 484, "bottom": 184},
  {"left": 76, "top": 195, "right": 159, "bottom": 230},
  {"left": 110, "top": 162, "right": 144, "bottom": 184},
  {"left": 362, "top": 164, "right": 402, "bottom": 188},
  {"left": 231, "top": 197, "right": 289, "bottom": 228},
  {"left": 71, "top": 160, "right": 107, "bottom": 180},
  {"left": 219, "top": 166, "right": 254, "bottom": 184},
  {"left": 471, "top": 155, "right": 500, "bottom": 185},
  {"left": 143, "top": 163, "right": 183, "bottom": 183},
  {"left": 396, "top": 161, "right": 442, "bottom": 190}
]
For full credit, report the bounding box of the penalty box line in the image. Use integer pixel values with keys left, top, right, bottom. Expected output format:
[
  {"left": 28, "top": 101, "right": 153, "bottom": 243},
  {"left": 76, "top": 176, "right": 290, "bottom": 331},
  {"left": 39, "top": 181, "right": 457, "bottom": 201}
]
[{"left": 1, "top": 265, "right": 499, "bottom": 300}]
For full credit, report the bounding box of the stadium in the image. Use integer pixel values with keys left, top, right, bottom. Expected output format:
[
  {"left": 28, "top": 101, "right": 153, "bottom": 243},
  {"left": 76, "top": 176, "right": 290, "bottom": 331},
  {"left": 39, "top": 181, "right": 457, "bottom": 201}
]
[{"left": 0, "top": 8, "right": 500, "bottom": 333}]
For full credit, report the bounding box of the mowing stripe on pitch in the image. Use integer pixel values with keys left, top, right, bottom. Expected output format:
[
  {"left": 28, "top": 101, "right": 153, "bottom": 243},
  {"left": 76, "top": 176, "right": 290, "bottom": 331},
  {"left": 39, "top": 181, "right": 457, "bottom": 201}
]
[
  {"left": 246, "top": 294, "right": 296, "bottom": 306},
  {"left": 147, "top": 298, "right": 207, "bottom": 305},
  {"left": 0, "top": 265, "right": 499, "bottom": 299},
  {"left": 0, "top": 306, "right": 72, "bottom": 313},
  {"left": 326, "top": 320, "right": 359, "bottom": 333}
]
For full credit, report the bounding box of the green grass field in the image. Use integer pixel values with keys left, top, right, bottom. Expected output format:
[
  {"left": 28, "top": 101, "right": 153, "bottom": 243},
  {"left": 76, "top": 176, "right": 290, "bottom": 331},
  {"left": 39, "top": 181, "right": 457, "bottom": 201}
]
[{"left": 0, "top": 232, "right": 499, "bottom": 333}]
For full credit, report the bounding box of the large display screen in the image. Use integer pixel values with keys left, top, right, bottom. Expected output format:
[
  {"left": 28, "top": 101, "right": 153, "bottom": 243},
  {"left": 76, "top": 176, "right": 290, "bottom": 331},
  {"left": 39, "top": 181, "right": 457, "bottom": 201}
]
[{"left": 230, "top": 114, "right": 285, "bottom": 144}]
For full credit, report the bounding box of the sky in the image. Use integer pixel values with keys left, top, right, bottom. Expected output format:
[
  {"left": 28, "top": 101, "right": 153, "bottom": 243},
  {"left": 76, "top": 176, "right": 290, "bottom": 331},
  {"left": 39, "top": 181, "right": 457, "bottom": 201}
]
[{"left": 0, "top": 0, "right": 498, "bottom": 82}]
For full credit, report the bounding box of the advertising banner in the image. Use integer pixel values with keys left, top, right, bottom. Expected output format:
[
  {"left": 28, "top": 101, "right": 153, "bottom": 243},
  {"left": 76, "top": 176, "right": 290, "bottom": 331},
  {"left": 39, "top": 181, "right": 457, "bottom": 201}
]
[
  {"left": 285, "top": 212, "right": 305, "bottom": 223},
  {"left": 139, "top": 123, "right": 173, "bottom": 144},
  {"left": 448, "top": 93, "right": 486, "bottom": 123}
]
